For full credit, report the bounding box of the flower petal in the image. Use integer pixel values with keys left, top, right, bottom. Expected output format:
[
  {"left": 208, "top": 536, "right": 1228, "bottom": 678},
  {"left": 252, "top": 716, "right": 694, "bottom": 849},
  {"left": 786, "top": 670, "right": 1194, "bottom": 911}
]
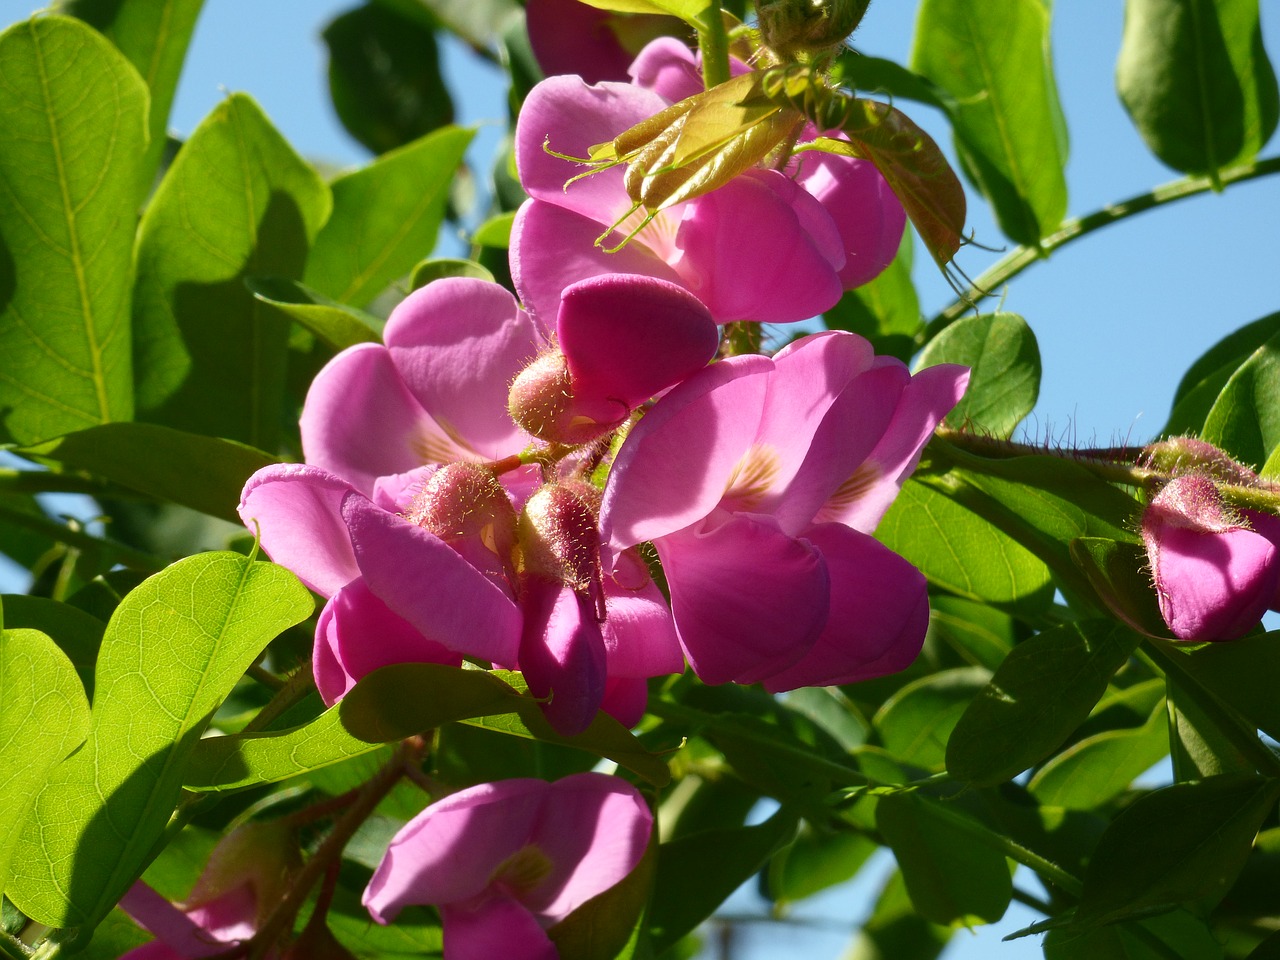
[
  {"left": 601, "top": 549, "right": 684, "bottom": 678},
  {"left": 600, "top": 676, "right": 649, "bottom": 727},
  {"left": 440, "top": 896, "right": 558, "bottom": 960},
  {"left": 762, "top": 523, "right": 929, "bottom": 691},
  {"left": 384, "top": 278, "right": 543, "bottom": 460},
  {"left": 519, "top": 576, "right": 608, "bottom": 737},
  {"left": 238, "top": 464, "right": 360, "bottom": 597},
  {"left": 656, "top": 511, "right": 828, "bottom": 685},
  {"left": 343, "top": 493, "right": 522, "bottom": 665}
]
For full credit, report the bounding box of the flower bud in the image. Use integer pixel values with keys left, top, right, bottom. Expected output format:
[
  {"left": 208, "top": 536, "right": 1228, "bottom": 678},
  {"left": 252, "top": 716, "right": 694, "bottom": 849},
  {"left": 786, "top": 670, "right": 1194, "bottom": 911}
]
[
  {"left": 1141, "top": 436, "right": 1259, "bottom": 486},
  {"left": 518, "top": 482, "right": 604, "bottom": 604},
  {"left": 757, "top": 0, "right": 870, "bottom": 60},
  {"left": 406, "top": 462, "right": 519, "bottom": 589},
  {"left": 508, "top": 350, "right": 620, "bottom": 445}
]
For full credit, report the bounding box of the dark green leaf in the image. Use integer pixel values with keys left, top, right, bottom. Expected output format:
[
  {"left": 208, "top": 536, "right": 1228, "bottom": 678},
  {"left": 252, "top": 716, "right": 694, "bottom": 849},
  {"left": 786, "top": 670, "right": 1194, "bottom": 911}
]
[
  {"left": 133, "top": 94, "right": 331, "bottom": 449},
  {"left": 324, "top": 3, "right": 454, "bottom": 155},
  {"left": 61, "top": 0, "right": 205, "bottom": 190},
  {"left": 823, "top": 231, "right": 921, "bottom": 363},
  {"left": 5, "top": 553, "right": 312, "bottom": 934},
  {"left": 1074, "top": 774, "right": 1280, "bottom": 927},
  {"left": 1200, "top": 329, "right": 1280, "bottom": 470},
  {"left": 1165, "top": 630, "right": 1280, "bottom": 743},
  {"left": 764, "top": 824, "right": 877, "bottom": 905},
  {"left": 1165, "top": 310, "right": 1280, "bottom": 437},
  {"left": 0, "top": 624, "right": 91, "bottom": 899},
  {"left": 1167, "top": 674, "right": 1255, "bottom": 780},
  {"left": 548, "top": 832, "right": 655, "bottom": 960},
  {"left": 21, "top": 423, "right": 277, "bottom": 524},
  {"left": 0, "top": 594, "right": 104, "bottom": 697},
  {"left": 948, "top": 620, "right": 1140, "bottom": 786},
  {"left": 1116, "top": 0, "right": 1279, "bottom": 176},
  {"left": 875, "top": 478, "right": 1055, "bottom": 612},
  {"left": 928, "top": 594, "right": 1018, "bottom": 671},
  {"left": 917, "top": 313, "right": 1040, "bottom": 438},
  {"left": 833, "top": 51, "right": 954, "bottom": 112},
  {"left": 246, "top": 277, "right": 383, "bottom": 352},
  {"left": 304, "top": 126, "right": 474, "bottom": 306},
  {"left": 648, "top": 806, "right": 798, "bottom": 953},
  {"left": 1045, "top": 908, "right": 1224, "bottom": 960},
  {"left": 876, "top": 792, "right": 1012, "bottom": 925},
  {"left": 0, "top": 16, "right": 147, "bottom": 444},
  {"left": 1071, "top": 537, "right": 1170, "bottom": 638},
  {"left": 843, "top": 870, "right": 952, "bottom": 960},
  {"left": 911, "top": 0, "right": 1068, "bottom": 246},
  {"left": 874, "top": 666, "right": 990, "bottom": 770}
]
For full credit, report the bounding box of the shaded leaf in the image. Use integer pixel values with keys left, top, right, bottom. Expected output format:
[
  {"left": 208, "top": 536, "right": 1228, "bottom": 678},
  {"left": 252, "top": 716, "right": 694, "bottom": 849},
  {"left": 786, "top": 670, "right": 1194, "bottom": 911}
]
[
  {"left": 875, "top": 666, "right": 990, "bottom": 770},
  {"left": 304, "top": 125, "right": 474, "bottom": 306},
  {"left": 917, "top": 312, "right": 1040, "bottom": 438},
  {"left": 1164, "top": 310, "right": 1280, "bottom": 437},
  {"left": 1045, "top": 908, "right": 1225, "bottom": 960},
  {"left": 0, "top": 594, "right": 104, "bottom": 697},
  {"left": 1200, "top": 329, "right": 1280, "bottom": 470},
  {"left": 911, "top": 0, "right": 1068, "bottom": 246},
  {"left": 843, "top": 869, "right": 952, "bottom": 960},
  {"left": 21, "top": 423, "right": 277, "bottom": 524},
  {"left": 548, "top": 832, "right": 656, "bottom": 960},
  {"left": 764, "top": 824, "right": 877, "bottom": 905},
  {"left": 0, "top": 16, "right": 147, "bottom": 444},
  {"left": 833, "top": 51, "right": 954, "bottom": 112},
  {"left": 1165, "top": 630, "right": 1280, "bottom": 743},
  {"left": 133, "top": 94, "right": 330, "bottom": 449},
  {"left": 928, "top": 594, "right": 1018, "bottom": 671},
  {"left": 824, "top": 230, "right": 921, "bottom": 363},
  {"left": 247, "top": 277, "right": 383, "bottom": 352},
  {"left": 1117, "top": 0, "right": 1279, "bottom": 176},
  {"left": 6, "top": 553, "right": 312, "bottom": 934},
  {"left": 416, "top": 0, "right": 524, "bottom": 49},
  {"left": 1071, "top": 537, "right": 1170, "bottom": 638}
]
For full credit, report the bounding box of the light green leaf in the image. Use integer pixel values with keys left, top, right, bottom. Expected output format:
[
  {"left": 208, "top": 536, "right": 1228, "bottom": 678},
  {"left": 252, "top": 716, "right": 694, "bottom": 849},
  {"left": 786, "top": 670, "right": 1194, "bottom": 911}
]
[
  {"left": 1117, "top": 0, "right": 1279, "bottom": 176},
  {"left": 246, "top": 276, "right": 383, "bottom": 352},
  {"left": 911, "top": 0, "right": 1068, "bottom": 246},
  {"left": 410, "top": 257, "right": 495, "bottom": 291},
  {"left": 0, "top": 16, "right": 148, "bottom": 444},
  {"left": 0, "top": 623, "right": 91, "bottom": 899},
  {"left": 947, "top": 621, "right": 1140, "bottom": 786},
  {"left": 877, "top": 792, "right": 1013, "bottom": 925},
  {"left": 133, "top": 93, "right": 331, "bottom": 449},
  {"left": 928, "top": 594, "right": 1017, "bottom": 671},
  {"left": 1200, "top": 329, "right": 1280, "bottom": 470},
  {"left": 876, "top": 477, "right": 1054, "bottom": 612},
  {"left": 472, "top": 210, "right": 517, "bottom": 249},
  {"left": 61, "top": 0, "right": 205, "bottom": 190},
  {"left": 6, "top": 553, "right": 312, "bottom": 935},
  {"left": 917, "top": 313, "right": 1040, "bottom": 438},
  {"left": 574, "top": 0, "right": 713, "bottom": 29},
  {"left": 1074, "top": 774, "right": 1280, "bottom": 927},
  {"left": 414, "top": 0, "right": 523, "bottom": 52},
  {"left": 874, "top": 666, "right": 991, "bottom": 770},
  {"left": 21, "top": 422, "right": 277, "bottom": 524},
  {"left": 1028, "top": 700, "right": 1170, "bottom": 810},
  {"left": 305, "top": 126, "right": 474, "bottom": 306}
]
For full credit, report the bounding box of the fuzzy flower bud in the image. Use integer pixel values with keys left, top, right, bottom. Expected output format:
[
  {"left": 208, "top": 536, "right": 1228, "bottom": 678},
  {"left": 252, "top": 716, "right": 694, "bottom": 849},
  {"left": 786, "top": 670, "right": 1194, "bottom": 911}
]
[
  {"left": 508, "top": 349, "right": 615, "bottom": 445},
  {"left": 1141, "top": 436, "right": 1260, "bottom": 487},
  {"left": 405, "top": 461, "right": 519, "bottom": 591},
  {"left": 757, "top": 0, "right": 870, "bottom": 60},
  {"left": 519, "top": 482, "right": 604, "bottom": 602}
]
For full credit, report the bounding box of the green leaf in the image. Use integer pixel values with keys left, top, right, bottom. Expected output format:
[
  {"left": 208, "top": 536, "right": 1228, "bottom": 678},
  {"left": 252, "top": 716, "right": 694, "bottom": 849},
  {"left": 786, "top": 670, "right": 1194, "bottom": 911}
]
[
  {"left": 1164, "top": 310, "right": 1280, "bottom": 436},
  {"left": 1071, "top": 537, "right": 1170, "bottom": 638},
  {"left": 323, "top": 2, "right": 454, "bottom": 155},
  {"left": 843, "top": 870, "right": 952, "bottom": 960},
  {"left": 61, "top": 0, "right": 205, "bottom": 190},
  {"left": 1028, "top": 699, "right": 1170, "bottom": 810},
  {"left": 548, "top": 832, "right": 656, "bottom": 960},
  {"left": 574, "top": 0, "right": 714, "bottom": 30},
  {"left": 20, "top": 422, "right": 277, "bottom": 524},
  {"left": 947, "top": 621, "right": 1141, "bottom": 786},
  {"left": 876, "top": 477, "right": 1054, "bottom": 612},
  {"left": 133, "top": 94, "right": 331, "bottom": 449},
  {"left": 185, "top": 664, "right": 670, "bottom": 790},
  {"left": 911, "top": 0, "right": 1068, "bottom": 246},
  {"left": 1045, "top": 908, "right": 1225, "bottom": 960},
  {"left": 472, "top": 210, "right": 517, "bottom": 249},
  {"left": 1166, "top": 630, "right": 1280, "bottom": 743},
  {"left": 410, "top": 257, "right": 495, "bottom": 291},
  {"left": 877, "top": 792, "right": 1013, "bottom": 925},
  {"left": 928, "top": 594, "right": 1018, "bottom": 671},
  {"left": 0, "top": 594, "right": 104, "bottom": 697},
  {"left": 824, "top": 230, "right": 921, "bottom": 363},
  {"left": 246, "top": 277, "right": 383, "bottom": 352},
  {"left": 874, "top": 666, "right": 990, "bottom": 770},
  {"left": 917, "top": 312, "right": 1040, "bottom": 438},
  {"left": 648, "top": 806, "right": 798, "bottom": 953},
  {"left": 305, "top": 126, "right": 474, "bottom": 306},
  {"left": 0, "top": 16, "right": 148, "bottom": 444},
  {"left": 415, "top": 0, "right": 524, "bottom": 50},
  {"left": 1074, "top": 774, "right": 1280, "bottom": 927},
  {"left": 5, "top": 553, "right": 312, "bottom": 934},
  {"left": 1116, "top": 0, "right": 1279, "bottom": 176},
  {"left": 1167, "top": 674, "right": 1255, "bottom": 780},
  {"left": 1200, "top": 329, "right": 1280, "bottom": 470},
  {"left": 0, "top": 624, "right": 91, "bottom": 900},
  {"left": 764, "top": 824, "right": 877, "bottom": 905},
  {"left": 832, "top": 51, "right": 955, "bottom": 112}
]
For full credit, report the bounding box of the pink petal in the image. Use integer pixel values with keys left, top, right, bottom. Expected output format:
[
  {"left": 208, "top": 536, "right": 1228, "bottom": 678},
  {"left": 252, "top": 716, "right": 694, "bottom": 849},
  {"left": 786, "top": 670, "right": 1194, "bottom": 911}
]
[
  {"left": 601, "top": 549, "right": 684, "bottom": 678},
  {"left": 511, "top": 200, "right": 685, "bottom": 323},
  {"left": 600, "top": 675, "right": 649, "bottom": 727},
  {"left": 627, "top": 36, "right": 703, "bottom": 101},
  {"left": 601, "top": 355, "right": 773, "bottom": 555},
  {"left": 526, "top": 0, "right": 636, "bottom": 85},
  {"left": 1246, "top": 509, "right": 1280, "bottom": 609},
  {"left": 673, "top": 171, "right": 843, "bottom": 323},
  {"left": 440, "top": 896, "right": 558, "bottom": 960},
  {"left": 526, "top": 772, "right": 653, "bottom": 920},
  {"left": 383, "top": 278, "right": 543, "bottom": 460},
  {"left": 656, "top": 511, "right": 828, "bottom": 685},
  {"left": 300, "top": 343, "right": 452, "bottom": 495},
  {"left": 238, "top": 464, "right": 360, "bottom": 597},
  {"left": 557, "top": 273, "right": 718, "bottom": 425},
  {"left": 363, "top": 779, "right": 550, "bottom": 923},
  {"left": 519, "top": 576, "right": 608, "bottom": 737},
  {"left": 796, "top": 151, "right": 907, "bottom": 288},
  {"left": 118, "top": 883, "right": 232, "bottom": 959},
  {"left": 762, "top": 523, "right": 929, "bottom": 691},
  {"left": 343, "top": 494, "right": 522, "bottom": 665},
  {"left": 822, "top": 361, "right": 970, "bottom": 532},
  {"left": 314, "top": 579, "right": 463, "bottom": 706}
]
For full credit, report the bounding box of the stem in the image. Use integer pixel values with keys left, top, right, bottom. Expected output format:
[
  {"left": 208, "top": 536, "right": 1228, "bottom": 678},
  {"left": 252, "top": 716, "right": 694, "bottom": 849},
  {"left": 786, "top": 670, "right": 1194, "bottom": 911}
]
[
  {"left": 697, "top": 9, "right": 731, "bottom": 89},
  {"left": 0, "top": 501, "right": 164, "bottom": 571},
  {"left": 0, "top": 468, "right": 122, "bottom": 498},
  {"left": 932, "top": 427, "right": 1158, "bottom": 489},
  {"left": 926, "top": 155, "right": 1280, "bottom": 338},
  {"left": 721, "top": 321, "right": 762, "bottom": 357}
]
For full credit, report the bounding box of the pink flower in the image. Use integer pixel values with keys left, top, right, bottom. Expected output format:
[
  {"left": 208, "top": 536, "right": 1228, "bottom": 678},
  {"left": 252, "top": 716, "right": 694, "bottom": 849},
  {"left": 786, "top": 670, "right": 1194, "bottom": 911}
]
[
  {"left": 526, "top": 0, "right": 681, "bottom": 84},
  {"left": 600, "top": 331, "right": 967, "bottom": 689},
  {"left": 363, "top": 773, "right": 652, "bottom": 960},
  {"left": 512, "top": 38, "right": 906, "bottom": 325},
  {"left": 1142, "top": 475, "right": 1280, "bottom": 641}
]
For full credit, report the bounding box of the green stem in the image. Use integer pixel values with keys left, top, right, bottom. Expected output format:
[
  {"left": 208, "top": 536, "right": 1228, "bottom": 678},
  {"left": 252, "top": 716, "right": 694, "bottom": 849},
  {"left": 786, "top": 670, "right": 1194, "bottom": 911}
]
[
  {"left": 0, "top": 502, "right": 164, "bottom": 572},
  {"left": 697, "top": 9, "right": 731, "bottom": 89},
  {"left": 926, "top": 155, "right": 1280, "bottom": 339},
  {"left": 0, "top": 468, "right": 122, "bottom": 498}
]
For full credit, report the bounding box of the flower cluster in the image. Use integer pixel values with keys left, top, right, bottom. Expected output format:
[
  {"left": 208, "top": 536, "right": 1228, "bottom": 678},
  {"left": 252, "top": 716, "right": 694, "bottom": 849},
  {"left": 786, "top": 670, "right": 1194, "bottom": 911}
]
[{"left": 228, "top": 25, "right": 965, "bottom": 960}]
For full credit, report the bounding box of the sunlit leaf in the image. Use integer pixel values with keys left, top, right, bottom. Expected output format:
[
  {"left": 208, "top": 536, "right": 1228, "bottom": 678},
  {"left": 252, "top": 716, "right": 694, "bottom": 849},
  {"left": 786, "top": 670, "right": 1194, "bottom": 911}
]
[
  {"left": 874, "top": 666, "right": 990, "bottom": 770},
  {"left": 912, "top": 0, "right": 1068, "bottom": 246},
  {"left": 0, "top": 16, "right": 147, "bottom": 444},
  {"left": 1164, "top": 310, "right": 1280, "bottom": 437},
  {"left": 6, "top": 553, "right": 312, "bottom": 935},
  {"left": 472, "top": 211, "right": 517, "bottom": 249},
  {"left": 246, "top": 277, "right": 383, "bottom": 352},
  {"left": 410, "top": 257, "right": 495, "bottom": 291},
  {"left": 574, "top": 0, "right": 715, "bottom": 30},
  {"left": 1200, "top": 328, "right": 1280, "bottom": 470}
]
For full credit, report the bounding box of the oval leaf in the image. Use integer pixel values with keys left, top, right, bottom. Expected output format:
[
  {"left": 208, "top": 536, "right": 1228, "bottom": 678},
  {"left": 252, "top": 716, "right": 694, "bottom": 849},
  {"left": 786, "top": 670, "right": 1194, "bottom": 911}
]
[{"left": 1200, "top": 329, "right": 1280, "bottom": 470}]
